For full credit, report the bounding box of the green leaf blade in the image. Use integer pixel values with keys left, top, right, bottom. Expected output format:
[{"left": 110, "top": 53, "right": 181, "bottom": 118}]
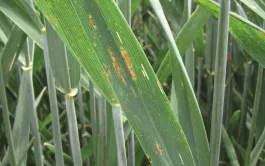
[
  {"left": 196, "top": 0, "right": 265, "bottom": 68},
  {"left": 34, "top": 0, "right": 195, "bottom": 165}
]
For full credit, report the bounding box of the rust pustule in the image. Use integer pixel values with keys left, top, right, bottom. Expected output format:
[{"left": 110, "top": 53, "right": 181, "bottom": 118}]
[
  {"left": 120, "top": 47, "right": 136, "bottom": 80},
  {"left": 156, "top": 143, "right": 162, "bottom": 155},
  {"left": 261, "top": 31, "right": 265, "bottom": 36},
  {"left": 108, "top": 48, "right": 125, "bottom": 82},
  {"left": 89, "top": 15, "right": 96, "bottom": 29},
  {"left": 51, "top": 17, "right": 57, "bottom": 25},
  {"left": 103, "top": 65, "right": 111, "bottom": 82}
]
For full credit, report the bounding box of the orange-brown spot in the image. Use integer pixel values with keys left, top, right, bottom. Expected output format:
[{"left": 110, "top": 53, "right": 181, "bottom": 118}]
[
  {"left": 120, "top": 47, "right": 136, "bottom": 80},
  {"left": 51, "top": 17, "right": 57, "bottom": 25},
  {"left": 156, "top": 143, "right": 162, "bottom": 155},
  {"left": 128, "top": 69, "right": 136, "bottom": 80},
  {"left": 261, "top": 31, "right": 265, "bottom": 36},
  {"left": 103, "top": 65, "right": 111, "bottom": 82},
  {"left": 108, "top": 48, "right": 125, "bottom": 82},
  {"left": 89, "top": 15, "right": 96, "bottom": 29}
]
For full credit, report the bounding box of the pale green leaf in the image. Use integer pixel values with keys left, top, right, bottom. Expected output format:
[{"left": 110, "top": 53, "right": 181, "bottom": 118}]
[{"left": 34, "top": 0, "right": 195, "bottom": 165}]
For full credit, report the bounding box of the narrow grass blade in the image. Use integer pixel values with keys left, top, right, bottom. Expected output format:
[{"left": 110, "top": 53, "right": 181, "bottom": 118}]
[
  {"left": 224, "top": 0, "right": 236, "bottom": 128},
  {"left": 35, "top": 87, "right": 46, "bottom": 108},
  {"left": 205, "top": 17, "right": 217, "bottom": 112},
  {"left": 0, "top": 26, "right": 25, "bottom": 85},
  {"left": 156, "top": 6, "right": 210, "bottom": 84},
  {"left": 127, "top": 132, "right": 135, "bottom": 166},
  {"left": 0, "top": 11, "right": 12, "bottom": 43},
  {"left": 150, "top": 1, "right": 209, "bottom": 166},
  {"left": 238, "top": 62, "right": 252, "bottom": 145},
  {"left": 43, "top": 19, "right": 65, "bottom": 166},
  {"left": 250, "top": 123, "right": 265, "bottom": 166},
  {"left": 34, "top": 0, "right": 195, "bottom": 165},
  {"left": 183, "top": 0, "right": 195, "bottom": 87},
  {"left": 209, "top": 1, "right": 230, "bottom": 165},
  {"left": 24, "top": 38, "right": 43, "bottom": 166},
  {"left": 221, "top": 126, "right": 240, "bottom": 166},
  {"left": 112, "top": 106, "right": 127, "bottom": 166},
  {"left": 0, "top": 62, "right": 16, "bottom": 166},
  {"left": 65, "top": 96, "right": 82, "bottom": 166},
  {"left": 106, "top": 102, "right": 118, "bottom": 166},
  {"left": 89, "top": 80, "right": 97, "bottom": 165},
  {"left": 256, "top": 74, "right": 265, "bottom": 141},
  {"left": 245, "top": 65, "right": 263, "bottom": 166},
  {"left": 96, "top": 97, "right": 108, "bottom": 166},
  {"left": 0, "top": 0, "right": 43, "bottom": 47}
]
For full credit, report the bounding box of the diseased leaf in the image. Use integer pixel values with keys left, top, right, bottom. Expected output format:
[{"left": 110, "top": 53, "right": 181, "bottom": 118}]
[{"left": 34, "top": 0, "right": 195, "bottom": 165}]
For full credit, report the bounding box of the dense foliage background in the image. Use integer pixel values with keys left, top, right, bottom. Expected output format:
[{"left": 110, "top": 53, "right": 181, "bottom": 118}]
[{"left": 1, "top": 0, "right": 265, "bottom": 165}]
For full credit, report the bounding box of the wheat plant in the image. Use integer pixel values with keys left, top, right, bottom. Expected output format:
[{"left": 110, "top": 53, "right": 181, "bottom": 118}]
[{"left": 1, "top": 0, "right": 265, "bottom": 166}]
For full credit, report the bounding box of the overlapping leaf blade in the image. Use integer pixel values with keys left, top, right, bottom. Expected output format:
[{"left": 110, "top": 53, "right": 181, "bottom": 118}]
[
  {"left": 34, "top": 0, "right": 195, "bottom": 165},
  {"left": 240, "top": 0, "right": 265, "bottom": 20},
  {"left": 195, "top": 0, "right": 265, "bottom": 67},
  {"left": 45, "top": 21, "right": 80, "bottom": 93},
  {"left": 157, "top": 6, "right": 210, "bottom": 83},
  {"left": 149, "top": 1, "right": 209, "bottom": 166},
  {"left": 0, "top": 11, "right": 12, "bottom": 43},
  {"left": 11, "top": 72, "right": 32, "bottom": 166},
  {"left": 0, "top": 0, "right": 43, "bottom": 47}
]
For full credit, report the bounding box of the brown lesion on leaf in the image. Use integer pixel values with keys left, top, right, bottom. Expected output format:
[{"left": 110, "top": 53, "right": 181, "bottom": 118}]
[
  {"left": 51, "top": 17, "right": 57, "bottom": 25},
  {"left": 261, "top": 31, "right": 265, "bottom": 37},
  {"left": 120, "top": 47, "right": 136, "bottom": 80},
  {"left": 108, "top": 48, "right": 125, "bottom": 82},
  {"left": 103, "top": 64, "right": 111, "bottom": 82},
  {"left": 156, "top": 143, "right": 162, "bottom": 155},
  {"left": 89, "top": 15, "right": 97, "bottom": 29}
]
